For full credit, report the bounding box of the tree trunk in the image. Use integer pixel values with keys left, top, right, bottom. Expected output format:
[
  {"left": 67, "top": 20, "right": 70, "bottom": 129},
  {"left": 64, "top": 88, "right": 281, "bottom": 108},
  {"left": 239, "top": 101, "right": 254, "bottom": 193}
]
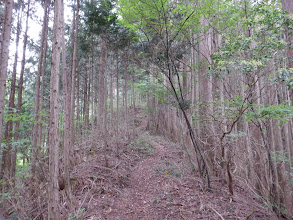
[
  {"left": 71, "top": 0, "right": 79, "bottom": 146},
  {"left": 116, "top": 50, "right": 120, "bottom": 156},
  {"left": 116, "top": 50, "right": 119, "bottom": 122},
  {"left": 48, "top": 0, "right": 62, "bottom": 218},
  {"left": 2, "top": 5, "right": 21, "bottom": 181},
  {"left": 32, "top": 0, "right": 49, "bottom": 177},
  {"left": 0, "top": 0, "right": 13, "bottom": 177},
  {"left": 87, "top": 69, "right": 91, "bottom": 131},
  {"left": 61, "top": 0, "right": 72, "bottom": 207},
  {"left": 38, "top": 0, "right": 50, "bottom": 165},
  {"left": 83, "top": 70, "right": 88, "bottom": 132},
  {"left": 131, "top": 68, "right": 136, "bottom": 137},
  {"left": 123, "top": 50, "right": 129, "bottom": 138},
  {"left": 76, "top": 66, "right": 80, "bottom": 136},
  {"left": 282, "top": 0, "right": 293, "bottom": 103},
  {"left": 97, "top": 36, "right": 107, "bottom": 134},
  {"left": 110, "top": 56, "right": 114, "bottom": 128}
]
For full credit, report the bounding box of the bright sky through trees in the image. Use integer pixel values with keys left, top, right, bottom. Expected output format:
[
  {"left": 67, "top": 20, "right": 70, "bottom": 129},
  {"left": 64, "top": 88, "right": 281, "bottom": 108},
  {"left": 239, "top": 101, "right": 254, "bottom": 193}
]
[{"left": 8, "top": 0, "right": 73, "bottom": 74}]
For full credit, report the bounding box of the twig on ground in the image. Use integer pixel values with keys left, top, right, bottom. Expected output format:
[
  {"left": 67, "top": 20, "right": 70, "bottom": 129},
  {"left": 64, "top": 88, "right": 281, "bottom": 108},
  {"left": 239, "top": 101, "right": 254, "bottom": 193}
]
[
  {"left": 210, "top": 207, "right": 225, "bottom": 220},
  {"left": 246, "top": 210, "right": 255, "bottom": 220}
]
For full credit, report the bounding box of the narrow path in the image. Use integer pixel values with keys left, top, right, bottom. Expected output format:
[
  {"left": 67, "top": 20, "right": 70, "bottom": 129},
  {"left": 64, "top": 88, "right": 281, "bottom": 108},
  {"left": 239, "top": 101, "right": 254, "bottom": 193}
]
[{"left": 108, "top": 116, "right": 170, "bottom": 219}]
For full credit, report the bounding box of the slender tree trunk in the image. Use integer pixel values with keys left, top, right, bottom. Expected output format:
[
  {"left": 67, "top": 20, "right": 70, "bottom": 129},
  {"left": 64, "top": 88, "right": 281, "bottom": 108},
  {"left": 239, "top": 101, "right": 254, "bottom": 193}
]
[
  {"left": 282, "top": 0, "right": 293, "bottom": 102},
  {"left": 271, "top": 87, "right": 290, "bottom": 215},
  {"left": 83, "top": 70, "right": 88, "bottom": 132},
  {"left": 14, "top": 0, "right": 30, "bottom": 144},
  {"left": 103, "top": 72, "right": 109, "bottom": 167},
  {"left": 97, "top": 36, "right": 107, "bottom": 134},
  {"left": 280, "top": 2, "right": 293, "bottom": 215},
  {"left": 116, "top": 50, "right": 119, "bottom": 122},
  {"left": 71, "top": 0, "right": 79, "bottom": 146},
  {"left": 87, "top": 69, "right": 91, "bottom": 131},
  {"left": 116, "top": 51, "right": 120, "bottom": 156},
  {"left": 93, "top": 64, "right": 98, "bottom": 132},
  {"left": 32, "top": 0, "right": 49, "bottom": 176},
  {"left": 110, "top": 56, "right": 114, "bottom": 128},
  {"left": 60, "top": 0, "right": 72, "bottom": 206},
  {"left": 3, "top": 7, "right": 21, "bottom": 180},
  {"left": 123, "top": 50, "right": 129, "bottom": 138},
  {"left": 48, "top": 0, "right": 62, "bottom": 218},
  {"left": 76, "top": 66, "right": 80, "bottom": 135},
  {"left": 38, "top": 1, "right": 50, "bottom": 162},
  {"left": 197, "top": 19, "right": 214, "bottom": 187},
  {"left": 182, "top": 52, "right": 188, "bottom": 98},
  {"left": 91, "top": 61, "right": 95, "bottom": 134},
  {"left": 0, "top": 0, "right": 13, "bottom": 176},
  {"left": 131, "top": 69, "right": 136, "bottom": 137},
  {"left": 240, "top": 75, "right": 255, "bottom": 184}
]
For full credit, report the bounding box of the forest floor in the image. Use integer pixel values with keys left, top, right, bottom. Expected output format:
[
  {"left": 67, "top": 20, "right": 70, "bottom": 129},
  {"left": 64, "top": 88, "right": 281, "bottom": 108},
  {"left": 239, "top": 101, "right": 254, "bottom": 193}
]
[{"left": 68, "top": 109, "right": 279, "bottom": 220}]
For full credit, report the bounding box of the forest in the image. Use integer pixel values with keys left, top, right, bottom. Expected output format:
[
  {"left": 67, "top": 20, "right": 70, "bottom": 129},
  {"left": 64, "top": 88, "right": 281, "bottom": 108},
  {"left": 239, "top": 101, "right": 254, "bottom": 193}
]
[{"left": 0, "top": 0, "right": 292, "bottom": 219}]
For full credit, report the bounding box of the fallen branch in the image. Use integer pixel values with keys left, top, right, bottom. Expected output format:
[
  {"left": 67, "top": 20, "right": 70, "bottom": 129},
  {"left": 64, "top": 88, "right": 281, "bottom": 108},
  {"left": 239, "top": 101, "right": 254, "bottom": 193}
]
[
  {"left": 210, "top": 207, "right": 225, "bottom": 220},
  {"left": 246, "top": 210, "right": 255, "bottom": 220}
]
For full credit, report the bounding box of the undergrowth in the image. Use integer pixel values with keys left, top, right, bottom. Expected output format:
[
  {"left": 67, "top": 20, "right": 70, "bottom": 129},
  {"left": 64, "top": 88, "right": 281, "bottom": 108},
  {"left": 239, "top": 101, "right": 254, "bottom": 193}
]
[
  {"left": 128, "top": 135, "right": 155, "bottom": 156},
  {"left": 153, "top": 160, "right": 182, "bottom": 178}
]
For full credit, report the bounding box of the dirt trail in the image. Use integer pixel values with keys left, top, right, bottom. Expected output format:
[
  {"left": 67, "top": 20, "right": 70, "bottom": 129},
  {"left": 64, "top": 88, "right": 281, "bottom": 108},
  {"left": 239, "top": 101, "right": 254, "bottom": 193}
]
[
  {"left": 108, "top": 141, "right": 167, "bottom": 219},
  {"left": 106, "top": 114, "right": 170, "bottom": 219},
  {"left": 84, "top": 112, "right": 278, "bottom": 220}
]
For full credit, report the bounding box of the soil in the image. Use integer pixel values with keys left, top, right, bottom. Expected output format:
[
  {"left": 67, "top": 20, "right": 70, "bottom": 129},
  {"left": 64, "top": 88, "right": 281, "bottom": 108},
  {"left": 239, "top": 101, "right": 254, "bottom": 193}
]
[{"left": 70, "top": 111, "right": 279, "bottom": 220}]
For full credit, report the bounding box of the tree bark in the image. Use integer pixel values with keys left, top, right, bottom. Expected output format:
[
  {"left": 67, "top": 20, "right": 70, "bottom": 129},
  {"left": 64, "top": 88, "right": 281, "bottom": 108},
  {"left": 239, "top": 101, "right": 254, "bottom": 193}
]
[
  {"left": 110, "top": 55, "right": 114, "bottom": 127},
  {"left": 83, "top": 70, "right": 88, "bottom": 132},
  {"left": 32, "top": 0, "right": 49, "bottom": 177},
  {"left": 0, "top": 0, "right": 13, "bottom": 177},
  {"left": 123, "top": 49, "right": 129, "bottom": 138},
  {"left": 282, "top": 0, "right": 293, "bottom": 103},
  {"left": 71, "top": 0, "right": 79, "bottom": 145},
  {"left": 116, "top": 50, "right": 119, "bottom": 122},
  {"left": 97, "top": 36, "right": 107, "bottom": 134},
  {"left": 87, "top": 65, "right": 91, "bottom": 131},
  {"left": 61, "top": 0, "right": 72, "bottom": 206},
  {"left": 3, "top": 7, "right": 21, "bottom": 181},
  {"left": 38, "top": 0, "right": 50, "bottom": 164},
  {"left": 48, "top": 0, "right": 62, "bottom": 218}
]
